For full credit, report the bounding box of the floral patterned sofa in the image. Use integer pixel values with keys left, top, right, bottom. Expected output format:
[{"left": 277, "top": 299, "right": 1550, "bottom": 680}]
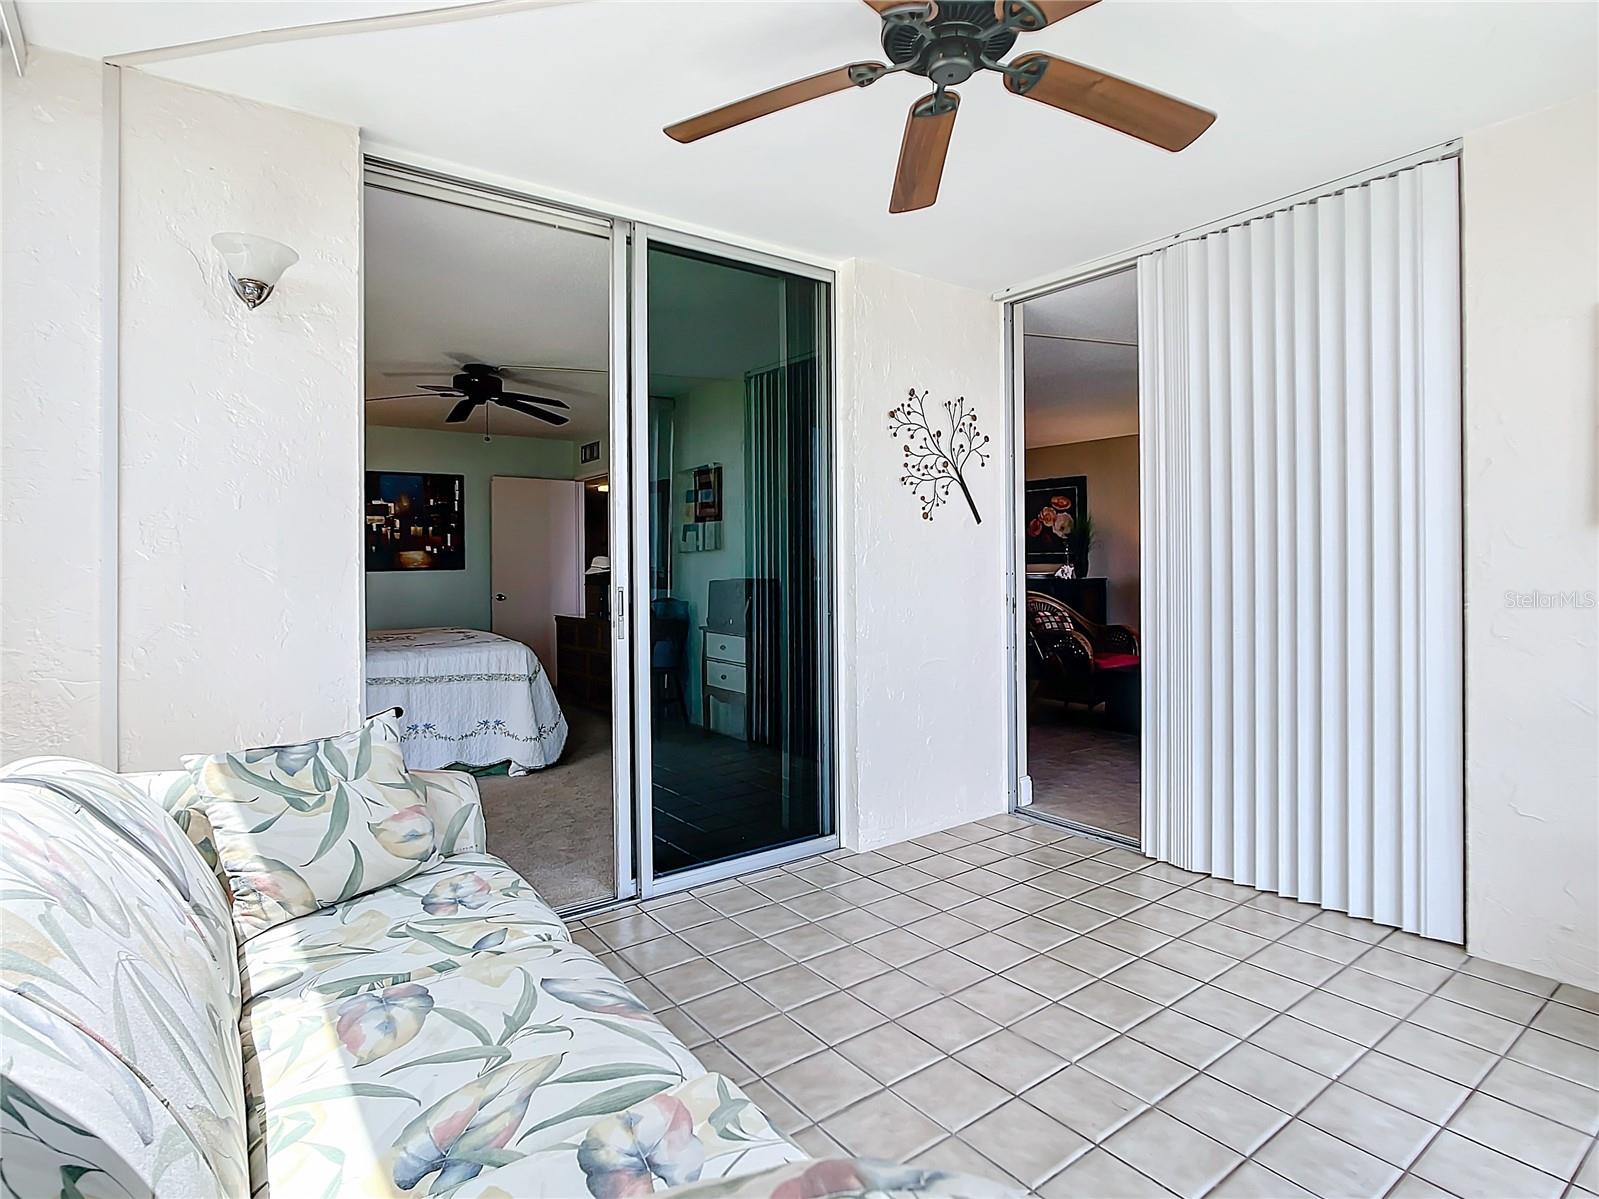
[{"left": 0, "top": 754, "right": 1013, "bottom": 1198}]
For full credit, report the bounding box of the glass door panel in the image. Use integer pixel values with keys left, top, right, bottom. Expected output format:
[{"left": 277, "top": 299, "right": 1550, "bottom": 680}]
[{"left": 635, "top": 236, "right": 834, "bottom": 885}]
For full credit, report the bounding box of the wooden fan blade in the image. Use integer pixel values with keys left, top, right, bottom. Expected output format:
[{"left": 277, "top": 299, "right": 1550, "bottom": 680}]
[
  {"left": 496, "top": 397, "right": 569, "bottom": 426},
  {"left": 994, "top": 0, "right": 1097, "bottom": 30},
  {"left": 367, "top": 393, "right": 444, "bottom": 402},
  {"left": 445, "top": 398, "right": 482, "bottom": 423},
  {"left": 497, "top": 364, "right": 606, "bottom": 374},
  {"left": 862, "top": 0, "right": 936, "bottom": 12},
  {"left": 501, "top": 390, "right": 570, "bottom": 410},
  {"left": 1006, "top": 53, "right": 1215, "bottom": 151},
  {"left": 666, "top": 63, "right": 886, "bottom": 143},
  {"left": 417, "top": 384, "right": 464, "bottom": 393},
  {"left": 889, "top": 91, "right": 959, "bottom": 214}
]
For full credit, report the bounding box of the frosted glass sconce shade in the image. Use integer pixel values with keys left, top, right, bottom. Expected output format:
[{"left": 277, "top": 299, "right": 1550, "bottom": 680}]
[{"left": 212, "top": 232, "right": 299, "bottom": 309}]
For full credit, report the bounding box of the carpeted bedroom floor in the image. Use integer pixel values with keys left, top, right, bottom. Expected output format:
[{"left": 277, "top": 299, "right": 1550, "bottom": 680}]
[{"left": 478, "top": 706, "right": 616, "bottom": 911}]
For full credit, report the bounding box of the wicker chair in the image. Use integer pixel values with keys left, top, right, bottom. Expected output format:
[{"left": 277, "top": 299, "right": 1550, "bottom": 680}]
[{"left": 1025, "top": 591, "right": 1140, "bottom": 711}]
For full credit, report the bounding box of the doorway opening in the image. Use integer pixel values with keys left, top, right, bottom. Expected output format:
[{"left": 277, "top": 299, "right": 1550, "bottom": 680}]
[
  {"left": 1014, "top": 267, "right": 1142, "bottom": 845},
  {"left": 360, "top": 175, "right": 618, "bottom": 911}
]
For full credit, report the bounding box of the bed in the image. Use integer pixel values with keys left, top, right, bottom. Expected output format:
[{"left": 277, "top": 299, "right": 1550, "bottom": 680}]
[{"left": 364, "top": 627, "right": 568, "bottom": 775}]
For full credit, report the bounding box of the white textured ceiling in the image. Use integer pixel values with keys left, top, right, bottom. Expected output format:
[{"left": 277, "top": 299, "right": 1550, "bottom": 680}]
[
  {"left": 362, "top": 184, "right": 612, "bottom": 439},
  {"left": 1023, "top": 267, "right": 1137, "bottom": 448},
  {"left": 21, "top": 1, "right": 1599, "bottom": 292},
  {"left": 17, "top": 1, "right": 487, "bottom": 58}
]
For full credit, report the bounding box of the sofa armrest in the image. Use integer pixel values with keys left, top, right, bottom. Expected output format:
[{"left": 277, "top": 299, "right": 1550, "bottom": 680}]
[
  {"left": 123, "top": 768, "right": 223, "bottom": 875},
  {"left": 412, "top": 769, "right": 488, "bottom": 857}
]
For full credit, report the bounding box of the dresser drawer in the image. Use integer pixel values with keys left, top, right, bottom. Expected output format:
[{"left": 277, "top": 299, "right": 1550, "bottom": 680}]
[
  {"left": 704, "top": 661, "right": 747, "bottom": 695},
  {"left": 557, "top": 614, "right": 607, "bottom": 651},
  {"left": 704, "top": 633, "right": 746, "bottom": 664}
]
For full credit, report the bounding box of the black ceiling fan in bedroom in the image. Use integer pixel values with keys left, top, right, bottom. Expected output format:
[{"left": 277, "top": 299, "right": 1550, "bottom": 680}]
[{"left": 367, "top": 360, "right": 579, "bottom": 427}]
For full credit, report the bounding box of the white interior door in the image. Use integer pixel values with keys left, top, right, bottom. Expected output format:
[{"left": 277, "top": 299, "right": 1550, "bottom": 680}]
[{"left": 490, "top": 477, "right": 583, "bottom": 685}]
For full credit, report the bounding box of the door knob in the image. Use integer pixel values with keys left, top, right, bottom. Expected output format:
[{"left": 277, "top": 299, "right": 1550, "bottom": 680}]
[{"left": 494, "top": 593, "right": 507, "bottom": 601}]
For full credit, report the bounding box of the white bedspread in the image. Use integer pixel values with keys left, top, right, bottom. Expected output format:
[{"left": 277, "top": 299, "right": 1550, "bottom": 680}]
[{"left": 364, "top": 627, "right": 568, "bottom": 775}]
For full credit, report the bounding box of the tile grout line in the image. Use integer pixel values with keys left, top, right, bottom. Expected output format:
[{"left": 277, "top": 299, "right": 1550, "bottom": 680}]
[{"left": 1565, "top": 1137, "right": 1598, "bottom": 1199}]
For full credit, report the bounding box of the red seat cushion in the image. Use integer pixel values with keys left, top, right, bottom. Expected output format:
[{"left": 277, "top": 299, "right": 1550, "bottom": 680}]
[{"left": 1092, "top": 653, "right": 1140, "bottom": 672}]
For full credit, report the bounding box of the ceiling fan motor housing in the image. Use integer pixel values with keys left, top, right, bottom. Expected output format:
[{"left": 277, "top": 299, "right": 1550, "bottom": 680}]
[
  {"left": 454, "top": 363, "right": 504, "bottom": 395},
  {"left": 882, "top": 1, "right": 1018, "bottom": 85}
]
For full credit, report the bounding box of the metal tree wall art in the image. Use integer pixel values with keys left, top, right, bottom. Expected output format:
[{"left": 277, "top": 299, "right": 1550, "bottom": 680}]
[{"left": 889, "top": 388, "right": 991, "bottom": 524}]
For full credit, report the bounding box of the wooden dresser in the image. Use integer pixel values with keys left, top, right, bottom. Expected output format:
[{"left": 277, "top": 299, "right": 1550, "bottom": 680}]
[
  {"left": 554, "top": 614, "right": 610, "bottom": 711},
  {"left": 1023, "top": 575, "right": 1108, "bottom": 625}
]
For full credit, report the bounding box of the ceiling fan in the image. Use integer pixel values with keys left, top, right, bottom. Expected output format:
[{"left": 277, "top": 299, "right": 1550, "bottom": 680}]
[
  {"left": 368, "top": 361, "right": 573, "bottom": 427},
  {"left": 664, "top": 0, "right": 1216, "bottom": 214}
]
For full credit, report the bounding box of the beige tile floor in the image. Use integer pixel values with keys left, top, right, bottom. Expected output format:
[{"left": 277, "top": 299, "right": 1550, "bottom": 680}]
[{"left": 570, "top": 815, "right": 1599, "bottom": 1198}]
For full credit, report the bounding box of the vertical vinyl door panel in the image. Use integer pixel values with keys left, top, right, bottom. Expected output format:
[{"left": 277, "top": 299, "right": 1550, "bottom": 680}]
[{"left": 1137, "top": 158, "right": 1463, "bottom": 941}]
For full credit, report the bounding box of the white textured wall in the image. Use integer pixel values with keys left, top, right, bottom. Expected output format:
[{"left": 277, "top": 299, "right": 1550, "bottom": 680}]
[
  {"left": 117, "top": 71, "right": 363, "bottom": 768},
  {"left": 1, "top": 50, "right": 111, "bottom": 763},
  {"left": 1463, "top": 93, "right": 1599, "bottom": 989},
  {"left": 836, "top": 259, "right": 1007, "bottom": 850}
]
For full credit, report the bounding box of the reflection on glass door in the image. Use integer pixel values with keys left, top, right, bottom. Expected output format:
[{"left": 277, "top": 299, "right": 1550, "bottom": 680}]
[{"left": 638, "top": 238, "right": 833, "bottom": 883}]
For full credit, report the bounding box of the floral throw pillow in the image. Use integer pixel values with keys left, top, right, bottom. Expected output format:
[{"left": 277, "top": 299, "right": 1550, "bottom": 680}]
[{"left": 185, "top": 713, "right": 441, "bottom": 942}]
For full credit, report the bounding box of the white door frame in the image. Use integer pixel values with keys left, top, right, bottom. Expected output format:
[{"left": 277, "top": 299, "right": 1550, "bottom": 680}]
[
  {"left": 1003, "top": 262, "right": 1146, "bottom": 849},
  {"left": 628, "top": 224, "right": 841, "bottom": 901},
  {"left": 1004, "top": 302, "right": 1028, "bottom": 814},
  {"left": 607, "top": 221, "right": 637, "bottom": 903}
]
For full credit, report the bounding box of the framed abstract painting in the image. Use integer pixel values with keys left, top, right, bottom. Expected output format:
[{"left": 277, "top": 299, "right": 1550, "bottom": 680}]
[{"left": 365, "top": 471, "right": 465, "bottom": 571}]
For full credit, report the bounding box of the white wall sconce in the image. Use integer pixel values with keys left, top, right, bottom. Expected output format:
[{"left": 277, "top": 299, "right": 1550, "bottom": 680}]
[{"left": 211, "top": 232, "right": 298, "bottom": 309}]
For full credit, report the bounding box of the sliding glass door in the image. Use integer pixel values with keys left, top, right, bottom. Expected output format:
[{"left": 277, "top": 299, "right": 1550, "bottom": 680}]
[{"left": 629, "top": 230, "right": 836, "bottom": 894}]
